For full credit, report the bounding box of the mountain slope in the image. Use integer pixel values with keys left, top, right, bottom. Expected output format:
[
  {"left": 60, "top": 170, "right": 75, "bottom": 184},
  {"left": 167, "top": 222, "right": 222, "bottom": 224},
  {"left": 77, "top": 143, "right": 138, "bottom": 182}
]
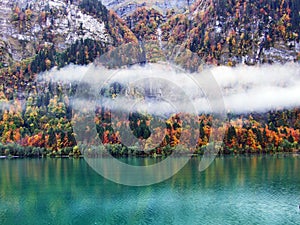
[
  {"left": 159, "top": 0, "right": 300, "bottom": 65},
  {"left": 1, "top": 0, "right": 299, "bottom": 68},
  {"left": 0, "top": 0, "right": 137, "bottom": 64},
  {"left": 122, "top": 0, "right": 299, "bottom": 66}
]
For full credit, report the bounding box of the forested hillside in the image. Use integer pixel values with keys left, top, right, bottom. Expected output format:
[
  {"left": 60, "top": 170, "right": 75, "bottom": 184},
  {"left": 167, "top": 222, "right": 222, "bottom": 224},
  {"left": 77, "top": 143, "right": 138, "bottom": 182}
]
[
  {"left": 0, "top": 0, "right": 299, "bottom": 157},
  {"left": 125, "top": 0, "right": 300, "bottom": 65}
]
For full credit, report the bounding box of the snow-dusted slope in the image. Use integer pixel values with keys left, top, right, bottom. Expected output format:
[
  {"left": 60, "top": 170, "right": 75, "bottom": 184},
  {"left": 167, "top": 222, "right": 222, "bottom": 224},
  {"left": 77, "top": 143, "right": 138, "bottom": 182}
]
[{"left": 0, "top": 0, "right": 111, "bottom": 61}]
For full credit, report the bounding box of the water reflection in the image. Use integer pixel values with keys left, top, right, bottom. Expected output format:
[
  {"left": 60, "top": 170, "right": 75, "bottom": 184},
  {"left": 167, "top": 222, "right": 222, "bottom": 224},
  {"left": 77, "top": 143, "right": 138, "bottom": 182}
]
[{"left": 0, "top": 155, "right": 299, "bottom": 224}]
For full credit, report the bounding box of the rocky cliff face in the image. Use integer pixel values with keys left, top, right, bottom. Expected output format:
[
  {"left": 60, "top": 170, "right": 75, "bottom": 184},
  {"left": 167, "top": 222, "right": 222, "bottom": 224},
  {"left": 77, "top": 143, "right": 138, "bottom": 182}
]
[
  {"left": 0, "top": 0, "right": 111, "bottom": 62},
  {"left": 101, "top": 0, "right": 196, "bottom": 17}
]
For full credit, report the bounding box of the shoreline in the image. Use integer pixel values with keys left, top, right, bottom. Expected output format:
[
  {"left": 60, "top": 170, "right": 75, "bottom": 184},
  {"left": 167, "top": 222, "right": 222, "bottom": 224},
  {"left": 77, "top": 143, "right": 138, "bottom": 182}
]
[
  {"left": 1, "top": 143, "right": 299, "bottom": 159},
  {"left": 1, "top": 150, "right": 299, "bottom": 159}
]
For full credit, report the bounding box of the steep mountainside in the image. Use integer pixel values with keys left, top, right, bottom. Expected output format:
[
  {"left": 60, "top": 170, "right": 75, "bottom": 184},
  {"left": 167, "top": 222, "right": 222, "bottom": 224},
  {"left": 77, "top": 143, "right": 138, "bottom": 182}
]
[
  {"left": 0, "top": 0, "right": 136, "bottom": 63},
  {"left": 124, "top": 0, "right": 299, "bottom": 66},
  {"left": 0, "top": 0, "right": 299, "bottom": 68}
]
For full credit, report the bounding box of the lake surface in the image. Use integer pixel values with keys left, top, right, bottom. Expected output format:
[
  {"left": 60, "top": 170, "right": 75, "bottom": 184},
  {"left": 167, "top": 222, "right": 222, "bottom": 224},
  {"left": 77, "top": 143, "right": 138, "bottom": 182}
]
[{"left": 0, "top": 155, "right": 299, "bottom": 225}]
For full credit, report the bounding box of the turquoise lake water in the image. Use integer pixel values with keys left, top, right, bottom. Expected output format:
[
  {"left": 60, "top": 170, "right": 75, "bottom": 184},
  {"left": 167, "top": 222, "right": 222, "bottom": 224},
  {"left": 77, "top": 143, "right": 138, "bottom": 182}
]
[{"left": 0, "top": 155, "right": 299, "bottom": 224}]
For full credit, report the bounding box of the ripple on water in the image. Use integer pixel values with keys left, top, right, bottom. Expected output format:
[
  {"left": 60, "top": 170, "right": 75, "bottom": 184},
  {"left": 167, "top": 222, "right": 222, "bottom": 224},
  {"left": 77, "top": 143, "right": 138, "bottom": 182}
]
[
  {"left": 0, "top": 209, "right": 8, "bottom": 225},
  {"left": 69, "top": 196, "right": 107, "bottom": 225}
]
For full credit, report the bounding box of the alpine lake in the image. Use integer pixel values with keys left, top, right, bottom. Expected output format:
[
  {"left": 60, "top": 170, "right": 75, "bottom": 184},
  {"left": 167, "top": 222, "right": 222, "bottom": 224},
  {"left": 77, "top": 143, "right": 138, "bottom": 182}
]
[{"left": 0, "top": 154, "right": 299, "bottom": 224}]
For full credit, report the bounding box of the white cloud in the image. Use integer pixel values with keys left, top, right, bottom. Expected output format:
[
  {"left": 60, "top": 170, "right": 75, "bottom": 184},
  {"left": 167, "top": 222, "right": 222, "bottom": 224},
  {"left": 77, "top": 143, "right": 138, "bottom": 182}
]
[{"left": 41, "top": 62, "right": 300, "bottom": 114}]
